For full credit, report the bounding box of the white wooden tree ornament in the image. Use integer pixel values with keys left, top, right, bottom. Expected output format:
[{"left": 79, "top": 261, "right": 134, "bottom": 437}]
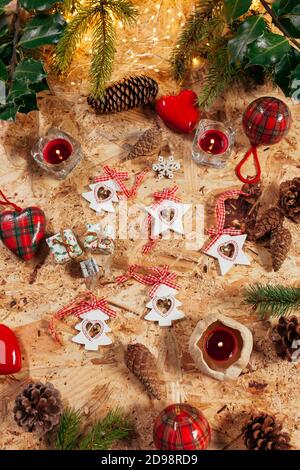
[{"left": 72, "top": 309, "right": 113, "bottom": 350}]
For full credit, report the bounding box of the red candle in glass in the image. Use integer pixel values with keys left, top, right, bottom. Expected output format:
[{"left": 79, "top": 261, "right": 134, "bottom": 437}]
[
  {"left": 204, "top": 327, "right": 238, "bottom": 362},
  {"left": 42, "top": 138, "right": 73, "bottom": 165},
  {"left": 199, "top": 130, "right": 229, "bottom": 155}
]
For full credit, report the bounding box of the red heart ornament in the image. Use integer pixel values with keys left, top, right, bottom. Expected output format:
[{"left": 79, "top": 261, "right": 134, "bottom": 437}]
[
  {"left": 0, "top": 206, "right": 46, "bottom": 260},
  {"left": 0, "top": 324, "right": 22, "bottom": 375},
  {"left": 155, "top": 90, "right": 200, "bottom": 134}
]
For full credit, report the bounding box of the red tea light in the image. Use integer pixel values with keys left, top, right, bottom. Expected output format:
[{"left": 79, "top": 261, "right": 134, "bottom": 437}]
[
  {"left": 42, "top": 138, "right": 73, "bottom": 165},
  {"left": 203, "top": 326, "right": 239, "bottom": 363},
  {"left": 198, "top": 130, "right": 229, "bottom": 155}
]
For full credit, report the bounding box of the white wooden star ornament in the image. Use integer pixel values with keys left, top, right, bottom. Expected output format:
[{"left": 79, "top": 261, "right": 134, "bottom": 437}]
[{"left": 204, "top": 233, "right": 250, "bottom": 275}]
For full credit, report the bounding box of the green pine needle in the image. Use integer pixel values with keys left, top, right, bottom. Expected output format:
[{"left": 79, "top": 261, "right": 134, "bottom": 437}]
[
  {"left": 54, "top": 0, "right": 138, "bottom": 97},
  {"left": 244, "top": 284, "right": 300, "bottom": 319},
  {"left": 79, "top": 409, "right": 134, "bottom": 450},
  {"left": 55, "top": 408, "right": 82, "bottom": 450}
]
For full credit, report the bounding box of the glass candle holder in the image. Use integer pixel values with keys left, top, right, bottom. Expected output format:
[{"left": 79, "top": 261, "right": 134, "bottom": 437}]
[
  {"left": 31, "top": 128, "right": 83, "bottom": 180},
  {"left": 192, "top": 119, "right": 235, "bottom": 169}
]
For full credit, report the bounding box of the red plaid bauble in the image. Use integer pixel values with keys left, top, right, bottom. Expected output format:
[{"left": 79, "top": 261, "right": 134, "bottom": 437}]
[
  {"left": 0, "top": 207, "right": 46, "bottom": 260},
  {"left": 242, "top": 97, "right": 291, "bottom": 146},
  {"left": 153, "top": 403, "right": 211, "bottom": 450}
]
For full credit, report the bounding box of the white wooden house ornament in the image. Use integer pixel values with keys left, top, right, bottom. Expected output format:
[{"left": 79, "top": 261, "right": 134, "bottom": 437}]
[
  {"left": 72, "top": 309, "right": 113, "bottom": 351},
  {"left": 145, "top": 284, "right": 185, "bottom": 327}
]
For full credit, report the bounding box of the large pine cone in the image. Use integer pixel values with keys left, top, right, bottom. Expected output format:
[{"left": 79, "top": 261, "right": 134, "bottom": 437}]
[
  {"left": 243, "top": 413, "right": 291, "bottom": 450},
  {"left": 125, "top": 343, "right": 161, "bottom": 400},
  {"left": 251, "top": 207, "right": 283, "bottom": 239},
  {"left": 273, "top": 316, "right": 300, "bottom": 361},
  {"left": 279, "top": 177, "right": 300, "bottom": 223},
  {"left": 87, "top": 75, "right": 159, "bottom": 114},
  {"left": 13, "top": 382, "right": 63, "bottom": 436},
  {"left": 270, "top": 226, "right": 292, "bottom": 271},
  {"left": 124, "top": 122, "right": 162, "bottom": 161}
]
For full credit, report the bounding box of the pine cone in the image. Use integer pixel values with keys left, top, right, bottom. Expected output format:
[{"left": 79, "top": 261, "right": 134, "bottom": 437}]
[
  {"left": 125, "top": 343, "right": 161, "bottom": 400},
  {"left": 13, "top": 382, "right": 63, "bottom": 436},
  {"left": 270, "top": 225, "right": 292, "bottom": 271},
  {"left": 279, "top": 177, "right": 300, "bottom": 223},
  {"left": 87, "top": 75, "right": 159, "bottom": 114},
  {"left": 242, "top": 413, "right": 291, "bottom": 450},
  {"left": 273, "top": 316, "right": 300, "bottom": 361},
  {"left": 252, "top": 207, "right": 284, "bottom": 239},
  {"left": 124, "top": 123, "right": 162, "bottom": 161}
]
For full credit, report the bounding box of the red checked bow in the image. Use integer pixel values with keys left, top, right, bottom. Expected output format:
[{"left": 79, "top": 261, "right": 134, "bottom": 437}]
[
  {"left": 116, "top": 264, "right": 179, "bottom": 297},
  {"left": 204, "top": 189, "right": 250, "bottom": 251},
  {"left": 143, "top": 185, "right": 181, "bottom": 254},
  {"left": 49, "top": 292, "right": 116, "bottom": 344},
  {"left": 94, "top": 165, "right": 148, "bottom": 198}
]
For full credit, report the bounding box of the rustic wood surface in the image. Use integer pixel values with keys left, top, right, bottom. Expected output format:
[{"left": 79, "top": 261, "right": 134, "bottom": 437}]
[{"left": 0, "top": 2, "right": 300, "bottom": 450}]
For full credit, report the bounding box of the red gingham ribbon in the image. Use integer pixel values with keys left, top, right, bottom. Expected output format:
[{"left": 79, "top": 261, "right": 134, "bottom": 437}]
[
  {"left": 143, "top": 186, "right": 181, "bottom": 254},
  {"left": 204, "top": 189, "right": 250, "bottom": 251},
  {"left": 0, "top": 190, "right": 22, "bottom": 212},
  {"left": 49, "top": 292, "right": 116, "bottom": 344},
  {"left": 94, "top": 166, "right": 148, "bottom": 198},
  {"left": 116, "top": 264, "right": 179, "bottom": 297}
]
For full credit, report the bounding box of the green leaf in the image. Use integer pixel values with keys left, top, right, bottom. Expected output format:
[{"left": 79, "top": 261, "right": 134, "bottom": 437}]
[
  {"left": 0, "top": 13, "right": 8, "bottom": 38},
  {"left": 246, "top": 31, "right": 291, "bottom": 67},
  {"left": 223, "top": 0, "right": 252, "bottom": 22},
  {"left": 0, "top": 103, "right": 18, "bottom": 120},
  {"left": 14, "top": 58, "right": 47, "bottom": 83},
  {"left": 19, "top": 0, "right": 59, "bottom": 11},
  {"left": 228, "top": 16, "right": 266, "bottom": 64},
  {"left": 274, "top": 48, "right": 300, "bottom": 95},
  {"left": 290, "top": 63, "right": 300, "bottom": 101},
  {"left": 0, "top": 58, "right": 7, "bottom": 81},
  {"left": 273, "top": 0, "right": 300, "bottom": 37},
  {"left": 0, "top": 0, "right": 10, "bottom": 12},
  {"left": 19, "top": 13, "right": 66, "bottom": 49}
]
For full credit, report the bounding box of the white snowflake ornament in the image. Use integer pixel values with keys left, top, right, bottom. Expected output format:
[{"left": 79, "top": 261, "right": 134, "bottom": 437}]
[
  {"left": 72, "top": 309, "right": 113, "bottom": 350},
  {"left": 145, "top": 284, "right": 185, "bottom": 326},
  {"left": 82, "top": 179, "right": 120, "bottom": 214},
  {"left": 152, "top": 155, "right": 180, "bottom": 179}
]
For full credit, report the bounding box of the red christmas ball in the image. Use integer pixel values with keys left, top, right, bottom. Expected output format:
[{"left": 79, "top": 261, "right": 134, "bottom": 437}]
[
  {"left": 153, "top": 403, "right": 211, "bottom": 450},
  {"left": 242, "top": 96, "right": 291, "bottom": 147}
]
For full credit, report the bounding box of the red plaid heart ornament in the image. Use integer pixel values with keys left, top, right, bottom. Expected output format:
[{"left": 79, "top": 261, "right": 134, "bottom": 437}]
[{"left": 0, "top": 206, "right": 46, "bottom": 260}]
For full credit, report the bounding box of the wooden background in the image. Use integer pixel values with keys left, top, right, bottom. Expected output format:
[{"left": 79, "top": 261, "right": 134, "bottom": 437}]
[{"left": 0, "top": 0, "right": 300, "bottom": 450}]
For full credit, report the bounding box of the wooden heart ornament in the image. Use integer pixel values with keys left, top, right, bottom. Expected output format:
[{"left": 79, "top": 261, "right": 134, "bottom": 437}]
[
  {"left": 95, "top": 184, "right": 113, "bottom": 202},
  {"left": 82, "top": 320, "right": 104, "bottom": 341},
  {"left": 218, "top": 241, "right": 238, "bottom": 262},
  {"left": 0, "top": 324, "right": 22, "bottom": 375},
  {"left": 155, "top": 90, "right": 200, "bottom": 134},
  {"left": 154, "top": 297, "right": 174, "bottom": 317},
  {"left": 0, "top": 207, "right": 46, "bottom": 261}
]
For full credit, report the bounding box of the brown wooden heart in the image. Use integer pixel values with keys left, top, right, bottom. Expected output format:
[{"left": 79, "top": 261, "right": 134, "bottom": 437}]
[
  {"left": 159, "top": 207, "right": 177, "bottom": 225},
  {"left": 218, "top": 241, "right": 238, "bottom": 261},
  {"left": 95, "top": 185, "right": 113, "bottom": 202},
  {"left": 83, "top": 320, "right": 104, "bottom": 341},
  {"left": 154, "top": 297, "right": 174, "bottom": 317}
]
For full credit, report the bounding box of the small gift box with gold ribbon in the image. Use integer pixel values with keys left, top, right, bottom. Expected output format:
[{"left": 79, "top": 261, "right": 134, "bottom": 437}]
[
  {"left": 83, "top": 223, "right": 115, "bottom": 255},
  {"left": 46, "top": 229, "right": 83, "bottom": 264}
]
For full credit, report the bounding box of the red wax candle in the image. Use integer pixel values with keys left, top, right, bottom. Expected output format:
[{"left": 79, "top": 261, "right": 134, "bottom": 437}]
[
  {"left": 42, "top": 138, "right": 73, "bottom": 165},
  {"left": 199, "top": 130, "right": 229, "bottom": 155},
  {"left": 204, "top": 327, "right": 238, "bottom": 362}
]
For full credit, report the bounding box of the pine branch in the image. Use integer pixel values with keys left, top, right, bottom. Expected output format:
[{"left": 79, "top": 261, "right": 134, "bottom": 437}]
[
  {"left": 170, "top": 0, "right": 224, "bottom": 81},
  {"left": 107, "top": 0, "right": 138, "bottom": 26},
  {"left": 198, "top": 37, "right": 239, "bottom": 109},
  {"left": 54, "top": 1, "right": 99, "bottom": 74},
  {"left": 78, "top": 409, "right": 134, "bottom": 450},
  {"left": 55, "top": 408, "right": 82, "bottom": 450},
  {"left": 244, "top": 284, "right": 300, "bottom": 319}
]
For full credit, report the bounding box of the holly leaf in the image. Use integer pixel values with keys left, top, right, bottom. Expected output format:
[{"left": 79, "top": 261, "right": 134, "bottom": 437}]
[
  {"left": 0, "top": 13, "right": 8, "bottom": 38},
  {"left": 246, "top": 31, "right": 291, "bottom": 66},
  {"left": 0, "top": 58, "right": 7, "bottom": 81},
  {"left": 290, "top": 63, "right": 300, "bottom": 102},
  {"left": 274, "top": 48, "right": 300, "bottom": 95},
  {"left": 13, "top": 58, "right": 47, "bottom": 83},
  {"left": 19, "top": 13, "right": 66, "bottom": 49},
  {"left": 19, "top": 0, "right": 60, "bottom": 11},
  {"left": 0, "top": 0, "right": 10, "bottom": 13},
  {"left": 0, "top": 103, "right": 18, "bottom": 120},
  {"left": 228, "top": 16, "right": 266, "bottom": 64},
  {"left": 223, "top": 0, "right": 252, "bottom": 22},
  {"left": 273, "top": 0, "right": 300, "bottom": 37}
]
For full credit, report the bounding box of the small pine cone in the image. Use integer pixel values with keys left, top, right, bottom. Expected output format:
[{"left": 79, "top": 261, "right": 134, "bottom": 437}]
[
  {"left": 87, "top": 75, "right": 159, "bottom": 114},
  {"left": 279, "top": 177, "right": 300, "bottom": 223},
  {"left": 125, "top": 123, "right": 162, "bottom": 161},
  {"left": 273, "top": 316, "right": 300, "bottom": 361},
  {"left": 125, "top": 343, "right": 161, "bottom": 400},
  {"left": 13, "top": 382, "right": 63, "bottom": 436},
  {"left": 270, "top": 225, "right": 292, "bottom": 271},
  {"left": 252, "top": 207, "right": 284, "bottom": 239},
  {"left": 242, "top": 413, "right": 291, "bottom": 450}
]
